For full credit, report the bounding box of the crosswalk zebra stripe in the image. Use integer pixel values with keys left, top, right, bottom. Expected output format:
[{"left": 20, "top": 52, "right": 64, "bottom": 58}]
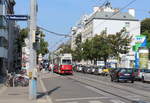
[
  {"left": 89, "top": 100, "right": 103, "bottom": 103},
  {"left": 110, "top": 100, "right": 125, "bottom": 103}
]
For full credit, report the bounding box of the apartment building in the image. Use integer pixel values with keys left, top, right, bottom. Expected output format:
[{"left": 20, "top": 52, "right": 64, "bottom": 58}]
[
  {"left": 71, "top": 2, "right": 141, "bottom": 67},
  {"left": 0, "top": 0, "right": 20, "bottom": 76}
]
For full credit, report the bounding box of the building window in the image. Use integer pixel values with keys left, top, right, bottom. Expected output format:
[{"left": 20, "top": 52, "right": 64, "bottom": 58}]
[
  {"left": 123, "top": 16, "right": 126, "bottom": 18},
  {"left": 0, "top": 16, "right": 7, "bottom": 27},
  {"left": 0, "top": 36, "right": 8, "bottom": 49},
  {"left": 125, "top": 22, "right": 130, "bottom": 28},
  {"left": 0, "top": 0, "right": 3, "bottom": 4}
]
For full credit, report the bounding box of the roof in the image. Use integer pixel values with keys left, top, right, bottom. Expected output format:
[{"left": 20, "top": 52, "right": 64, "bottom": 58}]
[{"left": 86, "top": 11, "right": 139, "bottom": 24}]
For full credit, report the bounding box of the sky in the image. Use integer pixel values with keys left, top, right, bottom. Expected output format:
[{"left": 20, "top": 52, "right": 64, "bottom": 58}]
[{"left": 15, "top": 0, "right": 150, "bottom": 52}]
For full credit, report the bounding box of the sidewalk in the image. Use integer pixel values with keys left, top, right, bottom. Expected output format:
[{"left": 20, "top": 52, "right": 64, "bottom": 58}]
[{"left": 0, "top": 71, "right": 54, "bottom": 103}]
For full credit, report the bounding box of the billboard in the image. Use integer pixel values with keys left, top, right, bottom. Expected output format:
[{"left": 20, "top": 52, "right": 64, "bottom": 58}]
[
  {"left": 139, "top": 48, "right": 149, "bottom": 69},
  {"left": 133, "top": 35, "right": 147, "bottom": 69}
]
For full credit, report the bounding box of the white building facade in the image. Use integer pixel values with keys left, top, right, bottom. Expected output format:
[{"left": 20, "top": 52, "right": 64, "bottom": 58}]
[{"left": 71, "top": 2, "right": 141, "bottom": 67}]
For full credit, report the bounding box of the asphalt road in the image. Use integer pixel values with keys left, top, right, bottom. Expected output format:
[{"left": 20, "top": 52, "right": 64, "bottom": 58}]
[{"left": 42, "top": 72, "right": 150, "bottom": 103}]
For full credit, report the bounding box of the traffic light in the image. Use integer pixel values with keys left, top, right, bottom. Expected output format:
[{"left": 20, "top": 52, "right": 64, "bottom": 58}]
[
  {"left": 33, "top": 28, "right": 41, "bottom": 50},
  {"left": 35, "top": 29, "right": 41, "bottom": 42}
]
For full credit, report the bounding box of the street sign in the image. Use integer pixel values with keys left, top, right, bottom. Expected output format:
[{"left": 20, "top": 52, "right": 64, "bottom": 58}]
[{"left": 133, "top": 35, "right": 147, "bottom": 52}]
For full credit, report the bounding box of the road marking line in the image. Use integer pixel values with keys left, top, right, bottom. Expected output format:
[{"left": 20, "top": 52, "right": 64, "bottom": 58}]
[
  {"left": 56, "top": 97, "right": 113, "bottom": 102},
  {"left": 66, "top": 102, "right": 78, "bottom": 103},
  {"left": 110, "top": 100, "right": 125, "bottom": 103},
  {"left": 89, "top": 100, "right": 103, "bottom": 103},
  {"left": 39, "top": 78, "right": 53, "bottom": 103}
]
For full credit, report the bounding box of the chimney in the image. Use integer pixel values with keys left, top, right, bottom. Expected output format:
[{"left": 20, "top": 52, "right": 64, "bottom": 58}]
[
  {"left": 93, "top": 7, "right": 99, "bottom": 12},
  {"left": 128, "top": 8, "right": 135, "bottom": 17}
]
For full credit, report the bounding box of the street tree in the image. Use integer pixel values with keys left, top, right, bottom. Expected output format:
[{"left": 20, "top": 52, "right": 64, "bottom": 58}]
[
  {"left": 18, "top": 28, "right": 49, "bottom": 56},
  {"left": 141, "top": 18, "right": 150, "bottom": 59},
  {"left": 108, "top": 29, "right": 132, "bottom": 59},
  {"left": 141, "top": 18, "right": 150, "bottom": 34},
  {"left": 15, "top": 28, "right": 29, "bottom": 53},
  {"left": 91, "top": 34, "right": 112, "bottom": 65},
  {"left": 72, "top": 34, "right": 83, "bottom": 62},
  {"left": 82, "top": 39, "right": 93, "bottom": 62},
  {"left": 141, "top": 18, "right": 150, "bottom": 46},
  {"left": 37, "top": 31, "right": 49, "bottom": 56},
  {"left": 59, "top": 43, "right": 72, "bottom": 54},
  {"left": 81, "top": 29, "right": 131, "bottom": 65}
]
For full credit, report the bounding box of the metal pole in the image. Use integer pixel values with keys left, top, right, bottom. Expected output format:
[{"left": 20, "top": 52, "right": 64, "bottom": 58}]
[{"left": 29, "top": 0, "right": 37, "bottom": 100}]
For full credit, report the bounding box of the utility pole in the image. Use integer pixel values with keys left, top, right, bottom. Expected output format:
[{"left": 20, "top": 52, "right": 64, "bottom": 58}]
[{"left": 29, "top": 0, "right": 37, "bottom": 100}]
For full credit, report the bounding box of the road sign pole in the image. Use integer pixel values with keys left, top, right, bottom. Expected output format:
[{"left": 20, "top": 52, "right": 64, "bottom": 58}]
[{"left": 29, "top": 0, "right": 37, "bottom": 100}]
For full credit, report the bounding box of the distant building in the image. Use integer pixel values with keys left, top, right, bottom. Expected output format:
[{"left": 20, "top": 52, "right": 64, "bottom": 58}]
[{"left": 71, "top": 2, "right": 141, "bottom": 67}]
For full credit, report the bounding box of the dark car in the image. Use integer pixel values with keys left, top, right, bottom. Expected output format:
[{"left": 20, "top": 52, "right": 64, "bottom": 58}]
[{"left": 110, "top": 68, "right": 135, "bottom": 83}]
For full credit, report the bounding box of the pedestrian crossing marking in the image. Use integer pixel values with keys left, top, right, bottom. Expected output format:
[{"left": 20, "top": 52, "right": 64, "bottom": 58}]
[
  {"left": 110, "top": 100, "right": 125, "bottom": 103},
  {"left": 89, "top": 100, "right": 103, "bottom": 103}
]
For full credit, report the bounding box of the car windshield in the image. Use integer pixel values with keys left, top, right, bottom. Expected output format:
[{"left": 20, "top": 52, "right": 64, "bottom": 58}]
[
  {"left": 62, "top": 59, "right": 72, "bottom": 65},
  {"left": 120, "top": 68, "right": 132, "bottom": 73},
  {"left": 126, "top": 69, "right": 133, "bottom": 73}
]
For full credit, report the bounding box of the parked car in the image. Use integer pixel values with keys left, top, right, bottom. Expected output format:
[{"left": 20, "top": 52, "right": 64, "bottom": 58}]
[
  {"left": 91, "top": 66, "right": 96, "bottom": 74},
  {"left": 85, "top": 67, "right": 92, "bottom": 74},
  {"left": 94, "top": 67, "right": 103, "bottom": 75},
  {"left": 76, "top": 65, "right": 84, "bottom": 72},
  {"left": 110, "top": 68, "right": 135, "bottom": 83},
  {"left": 134, "top": 69, "right": 148, "bottom": 81},
  {"left": 102, "top": 67, "right": 109, "bottom": 76},
  {"left": 142, "top": 69, "right": 150, "bottom": 83},
  {"left": 82, "top": 66, "right": 88, "bottom": 73}
]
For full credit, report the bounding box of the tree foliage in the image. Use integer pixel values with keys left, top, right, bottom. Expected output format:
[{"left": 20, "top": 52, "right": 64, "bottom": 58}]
[
  {"left": 36, "top": 31, "right": 49, "bottom": 56},
  {"left": 59, "top": 43, "right": 72, "bottom": 54},
  {"left": 18, "top": 28, "right": 49, "bottom": 56},
  {"left": 141, "top": 18, "right": 150, "bottom": 59},
  {"left": 141, "top": 18, "right": 150, "bottom": 34},
  {"left": 141, "top": 18, "right": 150, "bottom": 46},
  {"left": 72, "top": 34, "right": 83, "bottom": 61},
  {"left": 37, "top": 38, "right": 49, "bottom": 56},
  {"left": 76, "top": 29, "right": 131, "bottom": 65}
]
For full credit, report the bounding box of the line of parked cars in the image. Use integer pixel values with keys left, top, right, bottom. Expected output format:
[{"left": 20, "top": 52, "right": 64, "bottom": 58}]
[
  {"left": 74, "top": 65, "right": 109, "bottom": 76},
  {"left": 74, "top": 64, "right": 150, "bottom": 83},
  {"left": 110, "top": 68, "right": 150, "bottom": 83}
]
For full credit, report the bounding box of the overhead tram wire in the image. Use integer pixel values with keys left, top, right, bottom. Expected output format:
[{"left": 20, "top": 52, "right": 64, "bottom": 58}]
[
  {"left": 38, "top": 26, "right": 72, "bottom": 37},
  {"left": 93, "top": 0, "right": 138, "bottom": 30},
  {"left": 50, "top": 36, "right": 68, "bottom": 50}
]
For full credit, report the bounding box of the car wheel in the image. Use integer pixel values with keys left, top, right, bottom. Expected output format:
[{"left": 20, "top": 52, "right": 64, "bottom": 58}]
[
  {"left": 111, "top": 77, "right": 113, "bottom": 82},
  {"left": 131, "top": 80, "right": 134, "bottom": 83},
  {"left": 117, "top": 78, "right": 120, "bottom": 82}
]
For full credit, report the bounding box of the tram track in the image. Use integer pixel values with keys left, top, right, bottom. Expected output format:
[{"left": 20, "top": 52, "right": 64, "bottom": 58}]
[
  {"left": 65, "top": 74, "right": 150, "bottom": 103},
  {"left": 76, "top": 73, "right": 150, "bottom": 92}
]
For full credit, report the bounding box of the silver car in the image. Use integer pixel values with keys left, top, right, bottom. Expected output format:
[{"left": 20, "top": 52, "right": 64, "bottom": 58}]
[{"left": 142, "top": 69, "right": 150, "bottom": 82}]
